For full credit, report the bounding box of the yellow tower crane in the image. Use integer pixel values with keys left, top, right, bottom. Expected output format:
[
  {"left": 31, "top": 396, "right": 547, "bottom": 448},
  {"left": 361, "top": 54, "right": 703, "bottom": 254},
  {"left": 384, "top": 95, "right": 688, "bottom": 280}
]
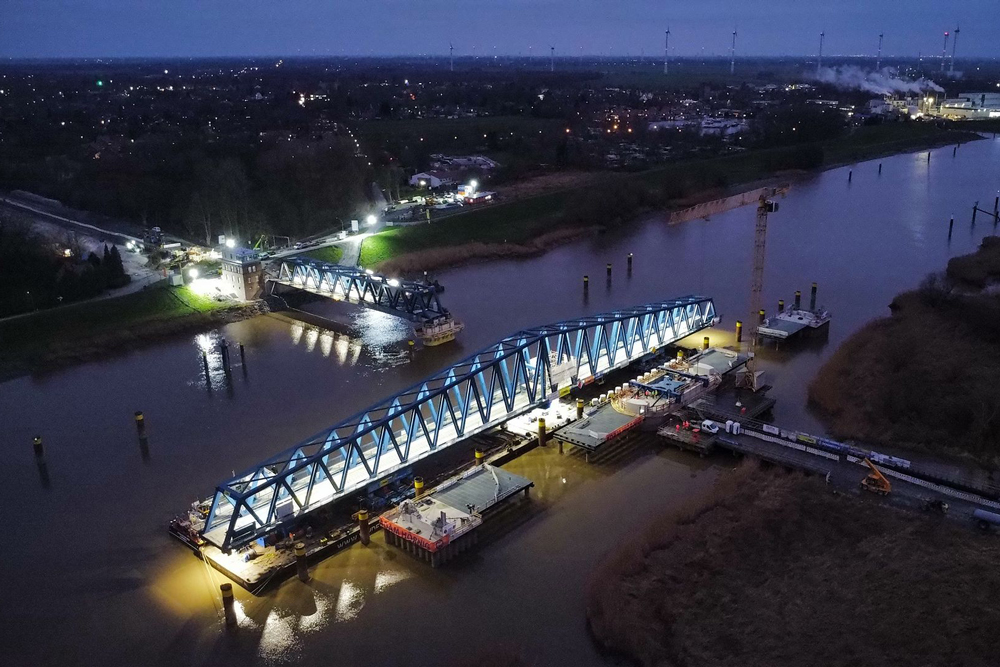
[{"left": 739, "top": 191, "right": 780, "bottom": 392}]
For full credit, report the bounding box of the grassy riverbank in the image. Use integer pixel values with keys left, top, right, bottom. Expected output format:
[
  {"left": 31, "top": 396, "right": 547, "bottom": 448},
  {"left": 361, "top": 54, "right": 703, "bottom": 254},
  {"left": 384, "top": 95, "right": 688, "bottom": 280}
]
[
  {"left": 0, "top": 284, "right": 263, "bottom": 378},
  {"left": 810, "top": 238, "right": 1000, "bottom": 465},
  {"left": 587, "top": 464, "right": 1000, "bottom": 667},
  {"left": 302, "top": 244, "right": 344, "bottom": 264},
  {"left": 361, "top": 123, "right": 979, "bottom": 270}
]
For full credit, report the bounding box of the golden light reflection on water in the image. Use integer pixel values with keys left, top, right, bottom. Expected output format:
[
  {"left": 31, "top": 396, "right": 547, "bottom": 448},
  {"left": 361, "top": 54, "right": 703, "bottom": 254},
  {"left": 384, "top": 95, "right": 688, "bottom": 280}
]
[
  {"left": 288, "top": 321, "right": 363, "bottom": 364},
  {"left": 334, "top": 580, "right": 365, "bottom": 622}
]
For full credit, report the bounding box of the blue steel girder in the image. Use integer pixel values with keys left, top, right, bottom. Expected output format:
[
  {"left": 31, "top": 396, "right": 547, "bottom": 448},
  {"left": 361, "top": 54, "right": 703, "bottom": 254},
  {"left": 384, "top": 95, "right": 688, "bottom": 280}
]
[
  {"left": 201, "top": 295, "right": 717, "bottom": 551},
  {"left": 274, "top": 258, "right": 448, "bottom": 323}
]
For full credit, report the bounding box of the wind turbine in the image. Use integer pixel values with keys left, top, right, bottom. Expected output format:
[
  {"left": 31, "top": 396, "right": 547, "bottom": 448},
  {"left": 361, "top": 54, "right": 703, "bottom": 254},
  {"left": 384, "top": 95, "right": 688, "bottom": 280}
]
[
  {"left": 550, "top": 46, "right": 555, "bottom": 72},
  {"left": 664, "top": 27, "right": 670, "bottom": 75},
  {"left": 730, "top": 28, "right": 737, "bottom": 75},
  {"left": 950, "top": 25, "right": 960, "bottom": 74},
  {"left": 818, "top": 31, "right": 825, "bottom": 72},
  {"left": 876, "top": 32, "right": 883, "bottom": 70},
  {"left": 449, "top": 42, "right": 454, "bottom": 72}
]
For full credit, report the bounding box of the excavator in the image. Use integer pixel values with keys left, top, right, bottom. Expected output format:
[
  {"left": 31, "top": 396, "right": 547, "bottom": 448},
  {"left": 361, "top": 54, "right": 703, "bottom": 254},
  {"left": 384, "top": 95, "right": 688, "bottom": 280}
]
[{"left": 860, "top": 457, "right": 892, "bottom": 496}]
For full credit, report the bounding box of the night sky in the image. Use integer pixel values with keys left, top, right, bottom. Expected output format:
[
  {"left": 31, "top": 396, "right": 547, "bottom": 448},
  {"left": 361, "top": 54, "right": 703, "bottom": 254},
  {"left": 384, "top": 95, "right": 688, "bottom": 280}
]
[{"left": 3, "top": 0, "right": 996, "bottom": 59}]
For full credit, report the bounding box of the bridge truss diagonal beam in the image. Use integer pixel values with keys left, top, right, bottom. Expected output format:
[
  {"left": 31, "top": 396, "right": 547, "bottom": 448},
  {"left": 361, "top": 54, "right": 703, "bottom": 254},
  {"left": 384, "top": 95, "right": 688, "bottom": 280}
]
[
  {"left": 273, "top": 259, "right": 448, "bottom": 323},
  {"left": 202, "top": 295, "right": 717, "bottom": 550}
]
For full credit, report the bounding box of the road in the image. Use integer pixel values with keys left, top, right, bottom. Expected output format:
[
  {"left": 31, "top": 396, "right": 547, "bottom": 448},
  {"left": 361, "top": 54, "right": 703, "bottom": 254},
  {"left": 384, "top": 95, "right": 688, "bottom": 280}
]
[{"left": 270, "top": 232, "right": 371, "bottom": 266}]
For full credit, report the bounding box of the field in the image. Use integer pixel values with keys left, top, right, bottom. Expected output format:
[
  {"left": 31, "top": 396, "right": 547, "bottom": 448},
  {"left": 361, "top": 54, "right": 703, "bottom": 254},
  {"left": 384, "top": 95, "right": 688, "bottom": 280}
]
[
  {"left": 0, "top": 284, "right": 256, "bottom": 377},
  {"left": 360, "top": 122, "right": 974, "bottom": 269},
  {"left": 809, "top": 238, "right": 1000, "bottom": 465},
  {"left": 587, "top": 464, "right": 1000, "bottom": 667},
  {"left": 301, "top": 244, "right": 344, "bottom": 264}
]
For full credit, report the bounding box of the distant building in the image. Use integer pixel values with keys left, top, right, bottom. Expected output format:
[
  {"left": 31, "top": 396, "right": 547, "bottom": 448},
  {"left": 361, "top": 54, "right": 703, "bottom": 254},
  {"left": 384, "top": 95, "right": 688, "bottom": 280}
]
[
  {"left": 428, "top": 154, "right": 500, "bottom": 170},
  {"left": 699, "top": 118, "right": 748, "bottom": 137},
  {"left": 220, "top": 247, "right": 264, "bottom": 301},
  {"left": 939, "top": 92, "right": 1000, "bottom": 119},
  {"left": 409, "top": 170, "right": 460, "bottom": 188}
]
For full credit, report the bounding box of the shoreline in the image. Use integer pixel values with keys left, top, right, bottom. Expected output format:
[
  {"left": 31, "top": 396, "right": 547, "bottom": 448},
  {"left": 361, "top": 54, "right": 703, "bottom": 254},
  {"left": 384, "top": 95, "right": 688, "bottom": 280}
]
[
  {"left": 374, "top": 130, "right": 978, "bottom": 274},
  {"left": 586, "top": 464, "right": 1000, "bottom": 667},
  {"left": 0, "top": 300, "right": 266, "bottom": 382},
  {"left": 376, "top": 226, "right": 600, "bottom": 274},
  {"left": 808, "top": 237, "right": 1000, "bottom": 468}
]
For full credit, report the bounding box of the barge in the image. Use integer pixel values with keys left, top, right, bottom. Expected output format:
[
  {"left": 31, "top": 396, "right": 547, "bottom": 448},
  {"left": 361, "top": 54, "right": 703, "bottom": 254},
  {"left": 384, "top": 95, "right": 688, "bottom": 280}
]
[
  {"left": 380, "top": 464, "right": 533, "bottom": 566},
  {"left": 758, "top": 283, "right": 831, "bottom": 342}
]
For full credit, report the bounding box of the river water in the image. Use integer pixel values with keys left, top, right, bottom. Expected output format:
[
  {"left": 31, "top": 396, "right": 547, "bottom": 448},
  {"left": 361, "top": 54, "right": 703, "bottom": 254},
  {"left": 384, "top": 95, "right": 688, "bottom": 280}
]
[{"left": 3, "top": 138, "right": 998, "bottom": 667}]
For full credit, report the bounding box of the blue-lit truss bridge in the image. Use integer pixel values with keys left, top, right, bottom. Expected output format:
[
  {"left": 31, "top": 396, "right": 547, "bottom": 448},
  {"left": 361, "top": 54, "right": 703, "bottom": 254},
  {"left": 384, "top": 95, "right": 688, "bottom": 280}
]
[
  {"left": 202, "top": 295, "right": 718, "bottom": 550},
  {"left": 271, "top": 259, "right": 450, "bottom": 323}
]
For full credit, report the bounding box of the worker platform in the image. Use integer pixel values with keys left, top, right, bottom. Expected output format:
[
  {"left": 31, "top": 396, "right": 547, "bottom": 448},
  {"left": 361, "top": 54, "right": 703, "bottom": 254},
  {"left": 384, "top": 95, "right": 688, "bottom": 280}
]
[
  {"left": 657, "top": 421, "right": 718, "bottom": 456},
  {"left": 554, "top": 403, "right": 643, "bottom": 452},
  {"left": 380, "top": 464, "right": 533, "bottom": 566},
  {"left": 757, "top": 308, "right": 830, "bottom": 340},
  {"left": 758, "top": 286, "right": 831, "bottom": 342},
  {"left": 680, "top": 347, "right": 750, "bottom": 377},
  {"left": 690, "top": 387, "right": 776, "bottom": 421}
]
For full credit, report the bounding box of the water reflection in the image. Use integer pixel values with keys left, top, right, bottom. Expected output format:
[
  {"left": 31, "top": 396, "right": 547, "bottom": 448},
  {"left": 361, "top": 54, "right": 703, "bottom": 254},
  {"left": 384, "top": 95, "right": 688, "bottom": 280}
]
[{"left": 288, "top": 321, "right": 363, "bottom": 365}]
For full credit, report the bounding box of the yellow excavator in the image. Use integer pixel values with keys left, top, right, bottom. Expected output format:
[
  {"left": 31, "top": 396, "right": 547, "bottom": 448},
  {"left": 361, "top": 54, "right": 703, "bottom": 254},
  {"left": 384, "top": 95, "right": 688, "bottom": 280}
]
[{"left": 861, "top": 458, "right": 892, "bottom": 496}]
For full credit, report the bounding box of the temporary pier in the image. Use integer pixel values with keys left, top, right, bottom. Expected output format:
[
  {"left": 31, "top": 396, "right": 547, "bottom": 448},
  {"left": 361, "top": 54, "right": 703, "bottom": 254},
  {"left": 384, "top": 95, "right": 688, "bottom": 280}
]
[
  {"left": 553, "top": 347, "right": 747, "bottom": 455},
  {"left": 380, "top": 464, "right": 533, "bottom": 566},
  {"left": 758, "top": 283, "right": 831, "bottom": 342},
  {"left": 554, "top": 403, "right": 644, "bottom": 452},
  {"left": 660, "top": 416, "right": 1000, "bottom": 520}
]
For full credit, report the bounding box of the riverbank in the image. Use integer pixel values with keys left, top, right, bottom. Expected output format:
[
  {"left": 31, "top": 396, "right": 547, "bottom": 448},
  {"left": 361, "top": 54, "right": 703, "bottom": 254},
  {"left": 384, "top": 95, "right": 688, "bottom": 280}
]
[
  {"left": 362, "top": 123, "right": 981, "bottom": 273},
  {"left": 0, "top": 285, "right": 265, "bottom": 379},
  {"left": 586, "top": 464, "right": 1000, "bottom": 667},
  {"left": 377, "top": 226, "right": 599, "bottom": 274},
  {"left": 809, "top": 237, "right": 1000, "bottom": 467}
]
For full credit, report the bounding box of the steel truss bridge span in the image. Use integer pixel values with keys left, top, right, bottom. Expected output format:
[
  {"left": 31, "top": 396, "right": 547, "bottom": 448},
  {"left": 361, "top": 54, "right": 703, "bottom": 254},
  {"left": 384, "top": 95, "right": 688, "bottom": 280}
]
[
  {"left": 273, "top": 259, "right": 449, "bottom": 323},
  {"left": 203, "top": 295, "right": 717, "bottom": 550}
]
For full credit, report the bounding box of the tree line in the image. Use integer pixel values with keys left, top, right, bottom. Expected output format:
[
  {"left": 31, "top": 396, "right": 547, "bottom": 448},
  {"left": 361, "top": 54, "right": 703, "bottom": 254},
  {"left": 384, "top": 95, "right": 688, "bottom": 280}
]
[{"left": 0, "top": 212, "right": 130, "bottom": 317}]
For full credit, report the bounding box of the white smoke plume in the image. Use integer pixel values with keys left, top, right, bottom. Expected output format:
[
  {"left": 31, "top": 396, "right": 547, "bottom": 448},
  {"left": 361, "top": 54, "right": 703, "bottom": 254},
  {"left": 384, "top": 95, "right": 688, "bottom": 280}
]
[{"left": 812, "top": 66, "right": 944, "bottom": 95}]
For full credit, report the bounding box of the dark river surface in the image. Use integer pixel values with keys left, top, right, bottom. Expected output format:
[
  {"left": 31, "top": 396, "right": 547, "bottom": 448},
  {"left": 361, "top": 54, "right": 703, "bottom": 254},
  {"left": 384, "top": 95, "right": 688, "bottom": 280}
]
[{"left": 3, "top": 138, "right": 998, "bottom": 667}]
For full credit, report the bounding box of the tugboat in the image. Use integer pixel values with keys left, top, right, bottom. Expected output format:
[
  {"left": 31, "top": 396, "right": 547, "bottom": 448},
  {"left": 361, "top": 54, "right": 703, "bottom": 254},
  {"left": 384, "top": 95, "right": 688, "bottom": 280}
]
[{"left": 415, "top": 313, "right": 465, "bottom": 346}]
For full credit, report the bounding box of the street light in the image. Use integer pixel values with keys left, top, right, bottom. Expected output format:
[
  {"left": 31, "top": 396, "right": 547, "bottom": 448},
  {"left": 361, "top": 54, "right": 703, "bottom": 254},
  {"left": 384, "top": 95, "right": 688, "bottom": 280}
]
[
  {"left": 469, "top": 179, "right": 478, "bottom": 191},
  {"left": 225, "top": 238, "right": 236, "bottom": 248},
  {"left": 366, "top": 214, "right": 377, "bottom": 226},
  {"left": 188, "top": 268, "right": 199, "bottom": 279}
]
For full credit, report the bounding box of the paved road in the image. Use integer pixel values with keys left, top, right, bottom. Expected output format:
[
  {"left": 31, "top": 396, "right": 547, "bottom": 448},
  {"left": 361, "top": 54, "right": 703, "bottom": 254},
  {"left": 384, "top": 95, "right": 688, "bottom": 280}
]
[{"left": 270, "top": 232, "right": 371, "bottom": 267}]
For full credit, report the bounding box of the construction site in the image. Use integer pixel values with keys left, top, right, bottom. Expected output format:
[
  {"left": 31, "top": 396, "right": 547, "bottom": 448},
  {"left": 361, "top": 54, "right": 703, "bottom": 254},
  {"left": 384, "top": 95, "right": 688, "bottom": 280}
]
[{"left": 167, "top": 187, "right": 1000, "bottom": 597}]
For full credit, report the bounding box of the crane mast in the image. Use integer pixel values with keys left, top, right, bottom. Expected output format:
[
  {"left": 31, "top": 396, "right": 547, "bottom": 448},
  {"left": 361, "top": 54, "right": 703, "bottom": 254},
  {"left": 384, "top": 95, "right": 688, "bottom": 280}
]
[{"left": 741, "top": 192, "right": 779, "bottom": 391}]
